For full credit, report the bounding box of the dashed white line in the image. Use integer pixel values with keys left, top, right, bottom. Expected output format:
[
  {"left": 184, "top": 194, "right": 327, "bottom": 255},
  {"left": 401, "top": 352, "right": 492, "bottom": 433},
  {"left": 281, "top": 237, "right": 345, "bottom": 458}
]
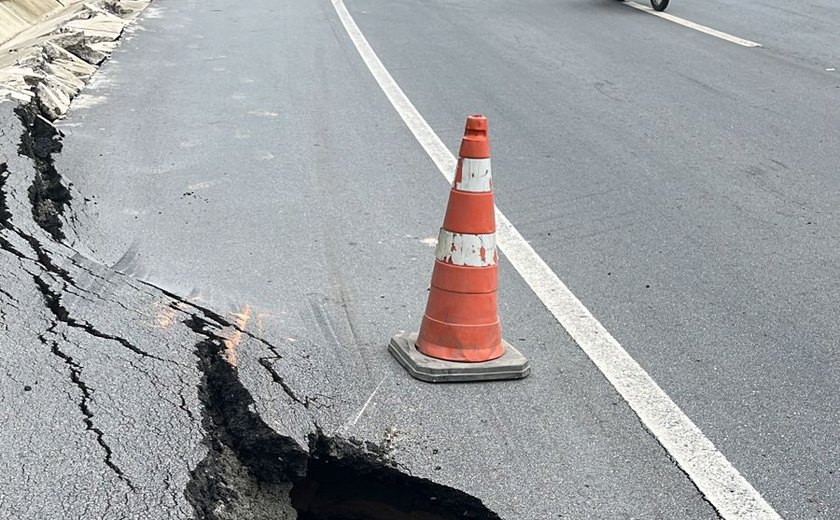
[
  {"left": 624, "top": 1, "right": 762, "bottom": 48},
  {"left": 329, "top": 0, "right": 782, "bottom": 518}
]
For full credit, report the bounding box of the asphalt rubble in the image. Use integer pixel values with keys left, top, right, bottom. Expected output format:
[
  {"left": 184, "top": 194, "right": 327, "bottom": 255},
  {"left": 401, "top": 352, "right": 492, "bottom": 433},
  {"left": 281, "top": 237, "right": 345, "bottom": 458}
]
[{"left": 1, "top": 0, "right": 152, "bottom": 118}]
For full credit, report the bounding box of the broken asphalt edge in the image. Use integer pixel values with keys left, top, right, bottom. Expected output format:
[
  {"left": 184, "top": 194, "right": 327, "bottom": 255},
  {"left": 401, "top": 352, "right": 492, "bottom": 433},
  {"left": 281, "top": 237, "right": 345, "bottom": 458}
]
[{"left": 1, "top": 0, "right": 152, "bottom": 117}]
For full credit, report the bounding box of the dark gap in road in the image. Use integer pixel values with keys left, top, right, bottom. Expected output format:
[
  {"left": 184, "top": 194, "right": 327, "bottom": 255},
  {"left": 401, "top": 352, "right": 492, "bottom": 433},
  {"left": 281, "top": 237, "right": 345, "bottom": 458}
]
[
  {"left": 0, "top": 161, "right": 11, "bottom": 227},
  {"left": 185, "top": 317, "right": 501, "bottom": 520},
  {"left": 15, "top": 103, "right": 71, "bottom": 241},
  {"left": 30, "top": 270, "right": 169, "bottom": 363},
  {"left": 186, "top": 316, "right": 311, "bottom": 520},
  {"left": 41, "top": 331, "right": 137, "bottom": 490},
  {"left": 291, "top": 435, "right": 501, "bottom": 520}
]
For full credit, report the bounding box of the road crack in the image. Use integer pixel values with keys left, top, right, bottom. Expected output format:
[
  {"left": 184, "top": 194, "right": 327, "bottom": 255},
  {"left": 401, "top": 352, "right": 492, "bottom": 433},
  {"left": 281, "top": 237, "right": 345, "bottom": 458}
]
[
  {"left": 32, "top": 272, "right": 172, "bottom": 364},
  {"left": 178, "top": 309, "right": 500, "bottom": 520},
  {"left": 0, "top": 161, "right": 11, "bottom": 227},
  {"left": 15, "top": 105, "right": 71, "bottom": 241},
  {"left": 42, "top": 331, "right": 136, "bottom": 491}
]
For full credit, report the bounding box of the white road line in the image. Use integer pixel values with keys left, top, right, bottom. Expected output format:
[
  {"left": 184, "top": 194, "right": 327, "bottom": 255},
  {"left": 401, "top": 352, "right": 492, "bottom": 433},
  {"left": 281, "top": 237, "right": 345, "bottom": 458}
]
[
  {"left": 624, "top": 1, "right": 762, "bottom": 48},
  {"left": 330, "top": 0, "right": 782, "bottom": 518}
]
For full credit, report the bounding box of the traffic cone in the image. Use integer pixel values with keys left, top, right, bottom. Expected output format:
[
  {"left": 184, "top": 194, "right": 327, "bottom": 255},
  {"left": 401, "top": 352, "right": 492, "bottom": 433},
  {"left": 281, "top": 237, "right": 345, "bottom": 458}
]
[{"left": 389, "top": 115, "right": 530, "bottom": 383}]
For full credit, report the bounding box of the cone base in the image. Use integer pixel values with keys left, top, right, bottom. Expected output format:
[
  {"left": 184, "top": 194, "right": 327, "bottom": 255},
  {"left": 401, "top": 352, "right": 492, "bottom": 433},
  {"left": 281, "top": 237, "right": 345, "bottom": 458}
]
[{"left": 388, "top": 333, "right": 530, "bottom": 383}]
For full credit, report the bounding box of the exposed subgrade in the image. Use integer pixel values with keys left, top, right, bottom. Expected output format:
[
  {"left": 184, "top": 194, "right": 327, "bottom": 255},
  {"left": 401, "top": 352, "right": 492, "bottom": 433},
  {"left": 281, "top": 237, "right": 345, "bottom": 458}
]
[
  {"left": 15, "top": 103, "right": 72, "bottom": 241},
  {"left": 0, "top": 161, "right": 11, "bottom": 226}
]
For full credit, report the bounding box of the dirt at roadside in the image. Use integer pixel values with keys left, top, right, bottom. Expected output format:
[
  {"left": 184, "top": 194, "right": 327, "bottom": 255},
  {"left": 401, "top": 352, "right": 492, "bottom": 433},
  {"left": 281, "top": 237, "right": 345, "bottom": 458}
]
[{"left": 0, "top": 0, "right": 151, "bottom": 119}]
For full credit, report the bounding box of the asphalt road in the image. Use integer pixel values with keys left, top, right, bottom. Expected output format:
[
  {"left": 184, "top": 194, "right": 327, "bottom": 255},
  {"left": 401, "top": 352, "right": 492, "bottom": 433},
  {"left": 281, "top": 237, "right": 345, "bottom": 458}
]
[
  {"left": 3, "top": 0, "right": 838, "bottom": 518},
  {"left": 341, "top": 0, "right": 840, "bottom": 517},
  {"left": 0, "top": 104, "right": 207, "bottom": 519}
]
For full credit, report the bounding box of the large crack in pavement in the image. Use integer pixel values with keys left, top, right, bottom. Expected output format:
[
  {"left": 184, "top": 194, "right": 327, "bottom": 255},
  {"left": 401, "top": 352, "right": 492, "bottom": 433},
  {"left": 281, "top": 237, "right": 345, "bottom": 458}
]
[
  {"left": 0, "top": 161, "right": 11, "bottom": 225},
  {"left": 16, "top": 104, "right": 71, "bottom": 241},
  {"left": 183, "top": 313, "right": 500, "bottom": 520},
  {"left": 0, "top": 98, "right": 502, "bottom": 518}
]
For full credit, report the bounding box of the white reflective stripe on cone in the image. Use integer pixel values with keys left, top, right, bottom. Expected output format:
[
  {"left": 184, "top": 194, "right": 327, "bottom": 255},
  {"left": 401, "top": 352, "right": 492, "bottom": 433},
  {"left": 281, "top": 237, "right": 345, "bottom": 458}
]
[
  {"left": 435, "top": 229, "right": 497, "bottom": 267},
  {"left": 455, "top": 158, "right": 492, "bottom": 193}
]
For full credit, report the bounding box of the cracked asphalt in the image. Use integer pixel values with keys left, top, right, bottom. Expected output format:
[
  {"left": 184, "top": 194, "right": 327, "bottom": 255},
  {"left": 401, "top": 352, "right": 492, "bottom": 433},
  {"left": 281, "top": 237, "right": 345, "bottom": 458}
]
[
  {"left": 1, "top": 99, "right": 504, "bottom": 518},
  {"left": 1, "top": 96, "right": 503, "bottom": 518},
  {"left": 1, "top": 103, "right": 319, "bottom": 518},
  {"left": 2, "top": 103, "right": 201, "bottom": 518}
]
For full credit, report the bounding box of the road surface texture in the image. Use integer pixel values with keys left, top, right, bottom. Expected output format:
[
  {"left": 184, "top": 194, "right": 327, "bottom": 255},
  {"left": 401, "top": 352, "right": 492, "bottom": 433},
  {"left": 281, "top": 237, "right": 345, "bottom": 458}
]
[{"left": 1, "top": 0, "right": 838, "bottom": 518}]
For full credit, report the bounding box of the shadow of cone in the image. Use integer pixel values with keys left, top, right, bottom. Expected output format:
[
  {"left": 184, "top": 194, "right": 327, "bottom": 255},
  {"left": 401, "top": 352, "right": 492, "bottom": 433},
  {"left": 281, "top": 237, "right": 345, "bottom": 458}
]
[{"left": 389, "top": 115, "right": 530, "bottom": 383}]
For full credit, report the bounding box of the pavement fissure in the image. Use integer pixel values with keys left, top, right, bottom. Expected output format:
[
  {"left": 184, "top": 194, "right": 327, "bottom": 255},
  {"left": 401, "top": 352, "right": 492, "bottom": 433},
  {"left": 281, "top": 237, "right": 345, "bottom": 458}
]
[
  {"left": 184, "top": 314, "right": 502, "bottom": 519},
  {"left": 0, "top": 161, "right": 12, "bottom": 226},
  {"left": 30, "top": 270, "right": 174, "bottom": 364},
  {"left": 15, "top": 104, "right": 71, "bottom": 241},
  {"left": 42, "top": 329, "right": 138, "bottom": 491}
]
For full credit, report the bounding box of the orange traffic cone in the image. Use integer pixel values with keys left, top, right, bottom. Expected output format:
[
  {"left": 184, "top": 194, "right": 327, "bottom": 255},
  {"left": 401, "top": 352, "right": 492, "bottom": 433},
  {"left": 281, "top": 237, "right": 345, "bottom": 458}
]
[{"left": 389, "top": 115, "right": 530, "bottom": 383}]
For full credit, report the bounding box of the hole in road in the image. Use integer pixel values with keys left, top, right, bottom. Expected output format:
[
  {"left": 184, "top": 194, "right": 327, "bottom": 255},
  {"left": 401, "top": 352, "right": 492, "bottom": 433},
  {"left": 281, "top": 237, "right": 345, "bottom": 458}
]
[
  {"left": 290, "top": 443, "right": 496, "bottom": 520},
  {"left": 186, "top": 327, "right": 499, "bottom": 520}
]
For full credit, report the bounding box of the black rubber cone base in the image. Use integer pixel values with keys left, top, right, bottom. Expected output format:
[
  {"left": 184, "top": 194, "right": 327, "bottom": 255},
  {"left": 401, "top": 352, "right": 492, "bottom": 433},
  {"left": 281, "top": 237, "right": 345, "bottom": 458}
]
[{"left": 388, "top": 333, "right": 531, "bottom": 383}]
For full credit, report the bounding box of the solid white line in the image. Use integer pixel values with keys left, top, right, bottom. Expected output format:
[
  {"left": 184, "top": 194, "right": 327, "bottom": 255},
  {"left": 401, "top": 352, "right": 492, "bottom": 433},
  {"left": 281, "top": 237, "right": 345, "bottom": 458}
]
[
  {"left": 625, "top": 2, "right": 762, "bottom": 48},
  {"left": 329, "top": 1, "right": 782, "bottom": 519}
]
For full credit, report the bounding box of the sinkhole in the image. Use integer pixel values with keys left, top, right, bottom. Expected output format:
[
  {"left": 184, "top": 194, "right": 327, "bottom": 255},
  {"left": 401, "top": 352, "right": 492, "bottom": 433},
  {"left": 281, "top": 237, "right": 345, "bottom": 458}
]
[
  {"left": 289, "top": 438, "right": 498, "bottom": 520},
  {"left": 187, "top": 330, "right": 500, "bottom": 520}
]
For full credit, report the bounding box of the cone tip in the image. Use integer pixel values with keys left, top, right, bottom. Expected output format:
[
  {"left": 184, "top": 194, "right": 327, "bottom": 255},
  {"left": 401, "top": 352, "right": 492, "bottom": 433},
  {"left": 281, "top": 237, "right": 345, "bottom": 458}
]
[
  {"left": 465, "top": 114, "right": 487, "bottom": 132},
  {"left": 460, "top": 114, "right": 490, "bottom": 158}
]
